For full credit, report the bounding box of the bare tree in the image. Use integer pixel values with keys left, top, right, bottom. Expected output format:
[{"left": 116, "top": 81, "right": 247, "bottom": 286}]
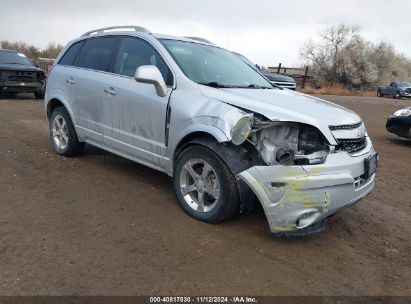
[
  {"left": 0, "top": 40, "right": 63, "bottom": 59},
  {"left": 320, "top": 24, "right": 360, "bottom": 84},
  {"left": 300, "top": 23, "right": 411, "bottom": 89}
]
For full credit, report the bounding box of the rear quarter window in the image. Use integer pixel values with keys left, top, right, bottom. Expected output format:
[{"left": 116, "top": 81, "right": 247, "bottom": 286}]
[
  {"left": 58, "top": 41, "right": 84, "bottom": 66},
  {"left": 75, "top": 37, "right": 118, "bottom": 72}
]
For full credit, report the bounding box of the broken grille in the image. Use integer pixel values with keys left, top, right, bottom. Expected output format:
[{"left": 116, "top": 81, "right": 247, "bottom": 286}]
[{"left": 336, "top": 137, "right": 367, "bottom": 154}]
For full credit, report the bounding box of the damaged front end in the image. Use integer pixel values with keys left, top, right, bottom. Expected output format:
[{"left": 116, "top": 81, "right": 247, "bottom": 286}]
[{"left": 232, "top": 115, "right": 376, "bottom": 235}]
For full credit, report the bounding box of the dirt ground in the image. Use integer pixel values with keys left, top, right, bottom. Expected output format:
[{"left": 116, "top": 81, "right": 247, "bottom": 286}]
[{"left": 0, "top": 94, "right": 410, "bottom": 296}]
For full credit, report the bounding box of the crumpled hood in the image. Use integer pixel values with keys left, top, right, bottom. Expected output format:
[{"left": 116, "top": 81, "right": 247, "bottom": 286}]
[{"left": 199, "top": 85, "right": 362, "bottom": 145}]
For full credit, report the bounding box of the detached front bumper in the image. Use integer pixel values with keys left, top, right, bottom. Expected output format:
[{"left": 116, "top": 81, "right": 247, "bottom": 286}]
[{"left": 238, "top": 141, "right": 376, "bottom": 233}]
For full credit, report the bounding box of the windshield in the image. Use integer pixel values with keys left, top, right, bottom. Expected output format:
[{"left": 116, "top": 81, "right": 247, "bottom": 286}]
[
  {"left": 233, "top": 52, "right": 258, "bottom": 69},
  {"left": 160, "top": 39, "right": 273, "bottom": 88},
  {"left": 398, "top": 82, "right": 411, "bottom": 88},
  {"left": 0, "top": 51, "right": 33, "bottom": 65}
]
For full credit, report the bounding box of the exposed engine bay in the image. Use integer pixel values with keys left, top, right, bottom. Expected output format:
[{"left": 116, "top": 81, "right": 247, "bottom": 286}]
[{"left": 249, "top": 118, "right": 329, "bottom": 166}]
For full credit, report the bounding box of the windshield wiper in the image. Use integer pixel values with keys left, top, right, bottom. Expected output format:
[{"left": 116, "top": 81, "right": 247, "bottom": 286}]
[
  {"left": 247, "top": 84, "right": 273, "bottom": 89},
  {"left": 4, "top": 62, "right": 29, "bottom": 65},
  {"left": 198, "top": 82, "right": 233, "bottom": 88}
]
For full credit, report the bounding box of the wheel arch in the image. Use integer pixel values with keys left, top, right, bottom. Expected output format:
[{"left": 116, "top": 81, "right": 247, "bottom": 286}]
[
  {"left": 46, "top": 98, "right": 65, "bottom": 118},
  {"left": 173, "top": 131, "right": 219, "bottom": 164},
  {"left": 172, "top": 132, "right": 258, "bottom": 214},
  {"left": 46, "top": 97, "right": 77, "bottom": 125}
]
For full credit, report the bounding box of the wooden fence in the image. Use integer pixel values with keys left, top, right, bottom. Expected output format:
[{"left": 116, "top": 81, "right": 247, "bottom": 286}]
[
  {"left": 31, "top": 58, "right": 54, "bottom": 75},
  {"left": 266, "top": 63, "right": 317, "bottom": 88}
]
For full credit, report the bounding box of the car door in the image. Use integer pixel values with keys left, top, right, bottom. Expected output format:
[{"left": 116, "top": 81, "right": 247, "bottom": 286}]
[
  {"left": 389, "top": 83, "right": 397, "bottom": 95},
  {"left": 102, "top": 37, "right": 174, "bottom": 166},
  {"left": 71, "top": 36, "right": 119, "bottom": 144},
  {"left": 54, "top": 40, "right": 84, "bottom": 117}
]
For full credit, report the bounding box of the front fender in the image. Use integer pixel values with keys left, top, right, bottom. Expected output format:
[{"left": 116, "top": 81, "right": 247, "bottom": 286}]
[
  {"left": 174, "top": 122, "right": 229, "bottom": 145},
  {"left": 170, "top": 105, "right": 249, "bottom": 154}
]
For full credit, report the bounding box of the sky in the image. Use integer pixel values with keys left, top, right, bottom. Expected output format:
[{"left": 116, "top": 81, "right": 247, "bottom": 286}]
[{"left": 1, "top": 0, "right": 410, "bottom": 66}]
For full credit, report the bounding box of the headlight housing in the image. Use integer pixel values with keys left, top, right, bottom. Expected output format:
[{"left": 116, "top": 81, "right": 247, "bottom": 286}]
[
  {"left": 393, "top": 109, "right": 411, "bottom": 117},
  {"left": 231, "top": 114, "right": 253, "bottom": 145},
  {"left": 252, "top": 121, "right": 329, "bottom": 166}
]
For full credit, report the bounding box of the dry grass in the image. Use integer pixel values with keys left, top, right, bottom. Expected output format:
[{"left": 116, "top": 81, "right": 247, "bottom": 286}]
[{"left": 298, "top": 85, "right": 376, "bottom": 97}]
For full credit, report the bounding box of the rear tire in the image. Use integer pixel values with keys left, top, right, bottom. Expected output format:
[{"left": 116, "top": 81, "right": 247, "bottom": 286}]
[
  {"left": 49, "top": 106, "right": 85, "bottom": 157},
  {"left": 173, "top": 145, "right": 240, "bottom": 223},
  {"left": 377, "top": 90, "right": 383, "bottom": 97}
]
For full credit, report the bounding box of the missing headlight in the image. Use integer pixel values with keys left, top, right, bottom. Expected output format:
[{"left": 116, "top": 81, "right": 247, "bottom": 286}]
[{"left": 252, "top": 122, "right": 329, "bottom": 165}]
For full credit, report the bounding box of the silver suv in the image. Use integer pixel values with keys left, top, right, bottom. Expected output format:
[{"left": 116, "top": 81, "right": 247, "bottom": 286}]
[{"left": 45, "top": 26, "right": 377, "bottom": 236}]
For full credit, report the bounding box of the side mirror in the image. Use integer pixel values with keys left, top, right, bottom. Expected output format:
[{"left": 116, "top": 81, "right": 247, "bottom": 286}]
[{"left": 135, "top": 65, "right": 168, "bottom": 97}]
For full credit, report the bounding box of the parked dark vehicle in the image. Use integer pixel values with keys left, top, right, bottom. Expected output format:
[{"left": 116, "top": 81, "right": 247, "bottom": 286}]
[
  {"left": 386, "top": 107, "right": 411, "bottom": 138},
  {"left": 377, "top": 82, "right": 411, "bottom": 99},
  {"left": 263, "top": 72, "right": 297, "bottom": 90},
  {"left": 233, "top": 52, "right": 297, "bottom": 90},
  {"left": 0, "top": 49, "right": 46, "bottom": 99}
]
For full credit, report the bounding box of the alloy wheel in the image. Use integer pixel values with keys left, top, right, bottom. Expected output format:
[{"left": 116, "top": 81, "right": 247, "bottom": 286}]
[
  {"left": 179, "top": 158, "right": 220, "bottom": 212},
  {"left": 52, "top": 114, "right": 69, "bottom": 150}
]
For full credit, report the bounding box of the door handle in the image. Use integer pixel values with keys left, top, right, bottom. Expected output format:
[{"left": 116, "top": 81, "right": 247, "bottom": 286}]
[
  {"left": 104, "top": 87, "right": 117, "bottom": 96},
  {"left": 66, "top": 78, "right": 75, "bottom": 84}
]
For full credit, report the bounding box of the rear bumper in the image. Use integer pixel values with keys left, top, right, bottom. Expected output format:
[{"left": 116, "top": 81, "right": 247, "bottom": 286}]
[{"left": 237, "top": 141, "right": 376, "bottom": 233}]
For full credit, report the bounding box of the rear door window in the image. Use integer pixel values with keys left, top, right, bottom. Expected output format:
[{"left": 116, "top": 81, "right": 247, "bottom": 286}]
[
  {"left": 75, "top": 37, "right": 118, "bottom": 72},
  {"left": 59, "top": 41, "right": 84, "bottom": 66}
]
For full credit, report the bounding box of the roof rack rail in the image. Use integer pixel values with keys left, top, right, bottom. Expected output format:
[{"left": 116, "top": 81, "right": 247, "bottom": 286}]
[
  {"left": 185, "top": 36, "right": 215, "bottom": 45},
  {"left": 81, "top": 25, "right": 151, "bottom": 37}
]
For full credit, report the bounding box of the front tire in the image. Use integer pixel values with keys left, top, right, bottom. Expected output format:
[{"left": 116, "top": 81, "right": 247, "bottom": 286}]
[
  {"left": 173, "top": 145, "right": 240, "bottom": 223},
  {"left": 49, "top": 106, "right": 85, "bottom": 156},
  {"left": 393, "top": 91, "right": 401, "bottom": 99},
  {"left": 34, "top": 91, "right": 45, "bottom": 99}
]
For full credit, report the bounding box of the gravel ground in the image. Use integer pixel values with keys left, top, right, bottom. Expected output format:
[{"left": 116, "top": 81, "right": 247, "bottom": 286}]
[{"left": 0, "top": 94, "right": 410, "bottom": 296}]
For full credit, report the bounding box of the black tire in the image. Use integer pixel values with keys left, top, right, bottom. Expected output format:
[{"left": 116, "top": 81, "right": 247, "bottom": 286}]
[
  {"left": 274, "top": 219, "right": 327, "bottom": 238},
  {"left": 173, "top": 145, "right": 240, "bottom": 223},
  {"left": 377, "top": 90, "right": 383, "bottom": 97},
  {"left": 49, "top": 106, "right": 85, "bottom": 157},
  {"left": 34, "top": 92, "right": 45, "bottom": 99},
  {"left": 393, "top": 91, "right": 401, "bottom": 99}
]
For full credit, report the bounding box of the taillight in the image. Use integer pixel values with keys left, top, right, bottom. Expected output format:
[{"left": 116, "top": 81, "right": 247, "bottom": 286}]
[{"left": 47, "top": 65, "right": 55, "bottom": 77}]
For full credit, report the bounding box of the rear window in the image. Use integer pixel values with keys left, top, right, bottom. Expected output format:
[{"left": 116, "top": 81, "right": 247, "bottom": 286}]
[
  {"left": 59, "top": 41, "right": 84, "bottom": 66},
  {"left": 75, "top": 37, "right": 117, "bottom": 72}
]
